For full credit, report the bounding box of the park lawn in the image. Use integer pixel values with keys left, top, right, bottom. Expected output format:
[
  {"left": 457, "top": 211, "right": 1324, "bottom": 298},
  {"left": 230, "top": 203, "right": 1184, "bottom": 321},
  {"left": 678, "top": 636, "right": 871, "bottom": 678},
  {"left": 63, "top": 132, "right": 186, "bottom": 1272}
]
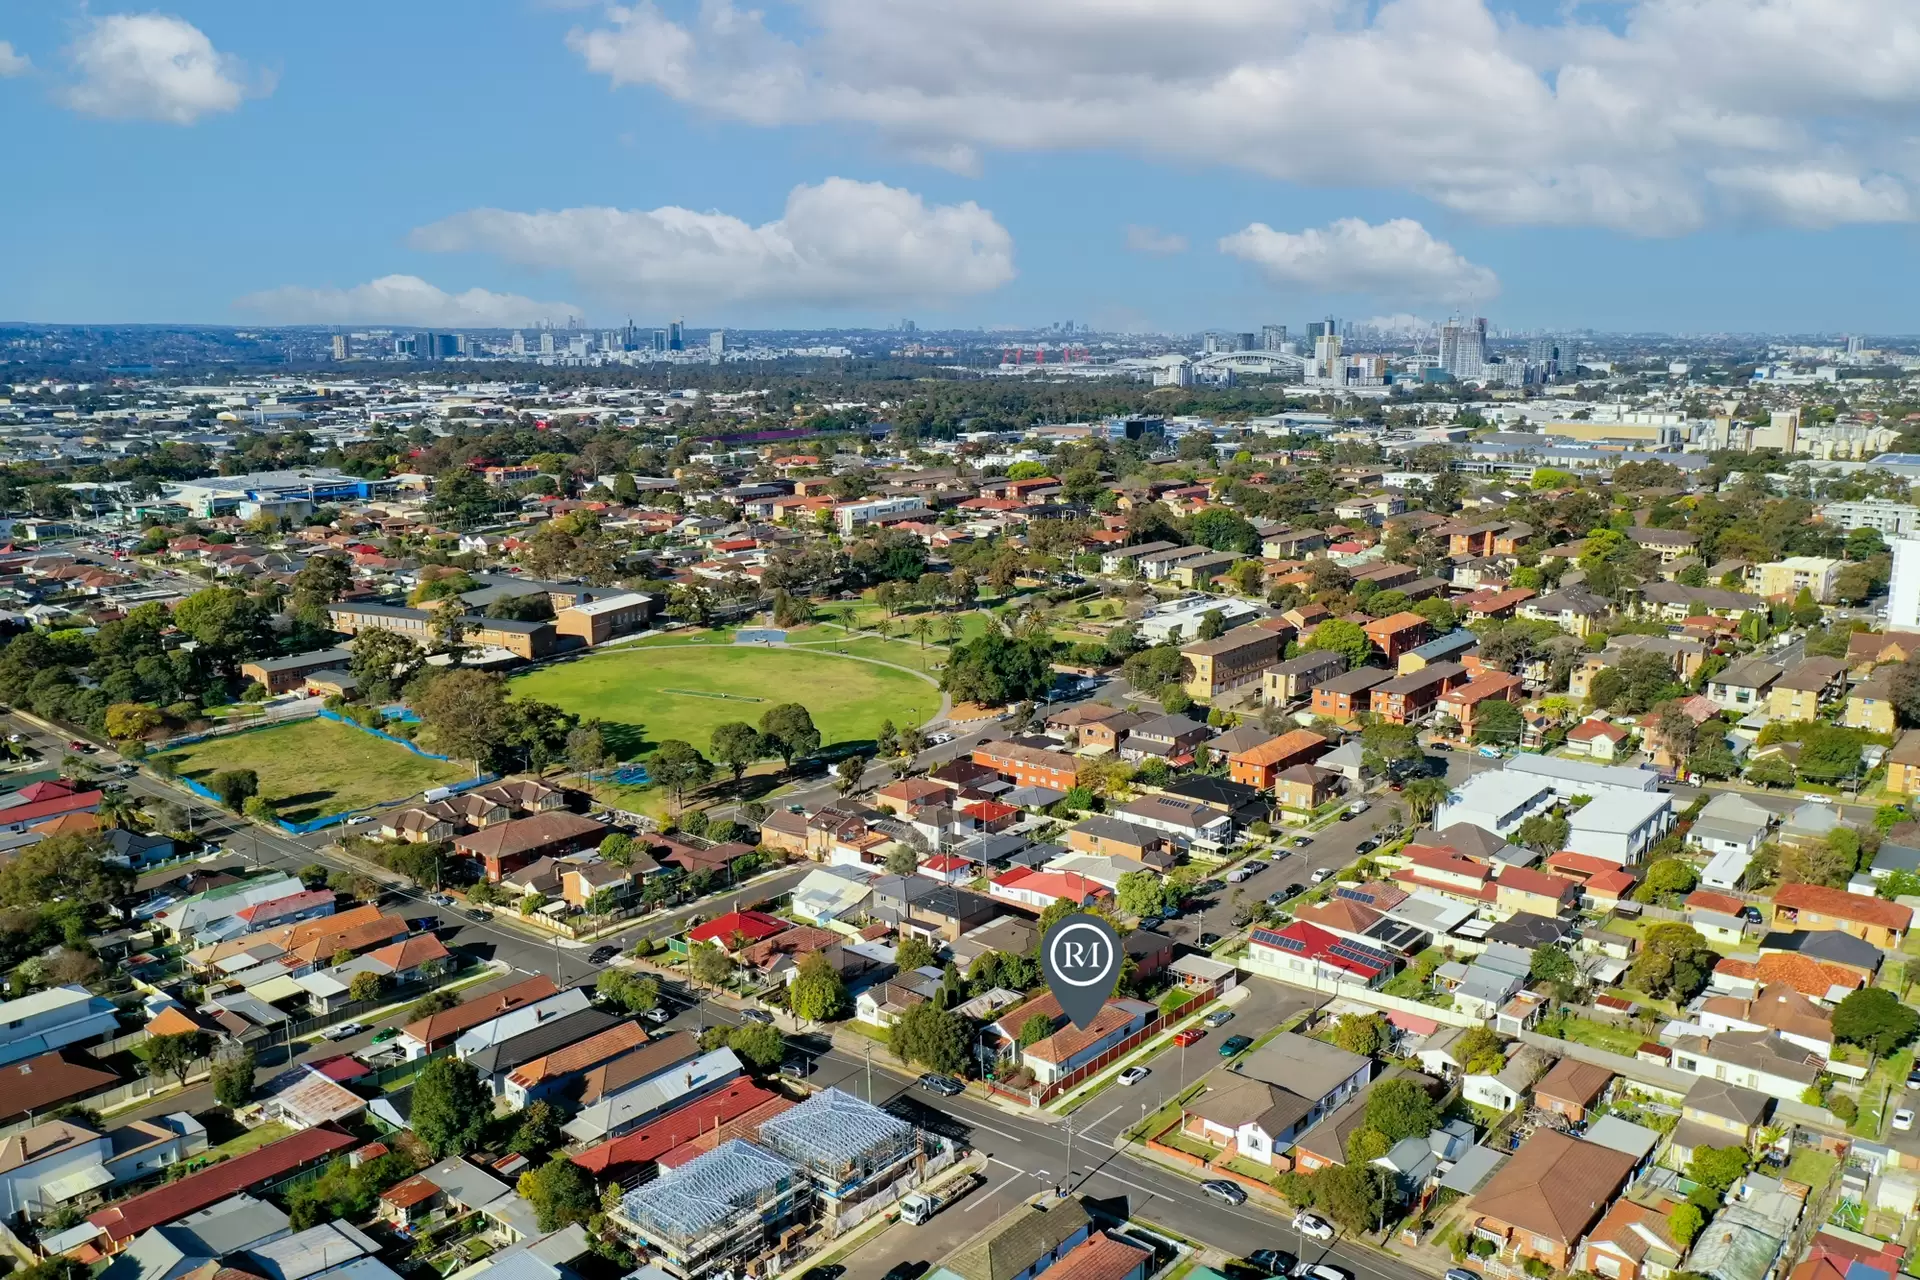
[
  {"left": 513, "top": 643, "right": 940, "bottom": 762},
  {"left": 158, "top": 717, "right": 468, "bottom": 823}
]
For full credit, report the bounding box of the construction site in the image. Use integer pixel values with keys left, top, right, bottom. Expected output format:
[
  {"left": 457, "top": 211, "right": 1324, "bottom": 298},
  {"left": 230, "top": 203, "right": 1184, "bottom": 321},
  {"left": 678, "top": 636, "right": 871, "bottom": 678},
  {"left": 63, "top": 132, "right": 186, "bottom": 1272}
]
[{"left": 613, "top": 1088, "right": 948, "bottom": 1280}]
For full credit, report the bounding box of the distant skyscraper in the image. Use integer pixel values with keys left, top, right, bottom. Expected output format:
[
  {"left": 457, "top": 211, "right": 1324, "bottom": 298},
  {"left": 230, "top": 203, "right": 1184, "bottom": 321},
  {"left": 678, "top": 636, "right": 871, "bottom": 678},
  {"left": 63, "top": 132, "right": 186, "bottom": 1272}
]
[
  {"left": 510, "top": 331, "right": 525, "bottom": 356},
  {"left": 709, "top": 330, "right": 727, "bottom": 356},
  {"left": 330, "top": 334, "right": 348, "bottom": 361},
  {"left": 1313, "top": 334, "right": 1342, "bottom": 380},
  {"left": 900, "top": 319, "right": 916, "bottom": 334},
  {"left": 668, "top": 321, "right": 684, "bottom": 351},
  {"left": 1847, "top": 335, "right": 1865, "bottom": 358},
  {"left": 1439, "top": 318, "right": 1487, "bottom": 379},
  {"left": 539, "top": 331, "right": 555, "bottom": 356},
  {"left": 1262, "top": 324, "right": 1288, "bottom": 352},
  {"left": 652, "top": 329, "right": 668, "bottom": 353},
  {"left": 1235, "top": 332, "right": 1257, "bottom": 352},
  {"left": 1305, "top": 316, "right": 1338, "bottom": 344}
]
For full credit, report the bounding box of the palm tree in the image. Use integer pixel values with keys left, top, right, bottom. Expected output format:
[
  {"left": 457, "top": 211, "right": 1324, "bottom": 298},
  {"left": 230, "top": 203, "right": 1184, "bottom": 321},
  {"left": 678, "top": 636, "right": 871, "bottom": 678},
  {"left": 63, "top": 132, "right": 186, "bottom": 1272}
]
[
  {"left": 913, "top": 616, "right": 932, "bottom": 649},
  {"left": 1403, "top": 777, "right": 1454, "bottom": 825}
]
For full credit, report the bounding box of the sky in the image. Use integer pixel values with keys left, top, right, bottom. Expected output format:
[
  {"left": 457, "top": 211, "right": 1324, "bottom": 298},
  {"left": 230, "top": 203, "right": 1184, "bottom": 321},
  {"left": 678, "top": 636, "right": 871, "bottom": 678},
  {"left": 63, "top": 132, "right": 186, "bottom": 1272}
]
[{"left": 1, "top": 1, "right": 1917, "bottom": 335}]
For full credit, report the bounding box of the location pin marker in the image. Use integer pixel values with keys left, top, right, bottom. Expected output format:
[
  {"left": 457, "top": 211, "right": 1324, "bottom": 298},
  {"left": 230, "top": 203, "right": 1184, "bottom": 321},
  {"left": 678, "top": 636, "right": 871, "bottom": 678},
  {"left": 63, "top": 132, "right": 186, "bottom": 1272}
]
[{"left": 1042, "top": 913, "right": 1122, "bottom": 1030}]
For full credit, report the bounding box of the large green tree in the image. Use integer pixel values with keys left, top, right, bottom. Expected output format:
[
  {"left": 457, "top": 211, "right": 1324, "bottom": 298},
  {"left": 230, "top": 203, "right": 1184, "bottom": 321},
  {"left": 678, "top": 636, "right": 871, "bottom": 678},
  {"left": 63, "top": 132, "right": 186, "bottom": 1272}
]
[
  {"left": 1832, "top": 987, "right": 1920, "bottom": 1057},
  {"left": 940, "top": 631, "right": 1058, "bottom": 706},
  {"left": 1303, "top": 620, "right": 1371, "bottom": 670},
  {"left": 889, "top": 1001, "right": 968, "bottom": 1074},
  {"left": 759, "top": 703, "right": 822, "bottom": 767},
  {"left": 411, "top": 1055, "right": 493, "bottom": 1156}
]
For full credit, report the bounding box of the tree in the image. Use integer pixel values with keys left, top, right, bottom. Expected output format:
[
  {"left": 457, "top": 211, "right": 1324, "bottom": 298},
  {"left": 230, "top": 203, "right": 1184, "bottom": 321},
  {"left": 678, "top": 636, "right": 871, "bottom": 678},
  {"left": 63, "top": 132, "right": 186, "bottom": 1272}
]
[
  {"left": 412, "top": 1056, "right": 493, "bottom": 1156},
  {"left": 0, "top": 833, "right": 130, "bottom": 909},
  {"left": 244, "top": 795, "right": 278, "bottom": 825},
  {"left": 429, "top": 466, "right": 501, "bottom": 528},
  {"left": 790, "top": 952, "right": 849, "bottom": 1022},
  {"left": 104, "top": 701, "right": 163, "bottom": 741},
  {"left": 1670, "top": 1203, "right": 1705, "bottom": 1248},
  {"left": 1316, "top": 1161, "right": 1390, "bottom": 1234},
  {"left": 940, "top": 631, "right": 1058, "bottom": 706},
  {"left": 836, "top": 754, "right": 868, "bottom": 796},
  {"left": 897, "top": 936, "right": 938, "bottom": 972},
  {"left": 885, "top": 846, "right": 919, "bottom": 875},
  {"left": 1197, "top": 609, "right": 1227, "bottom": 641},
  {"left": 687, "top": 941, "right": 735, "bottom": 989},
  {"left": 1832, "top": 987, "right": 1920, "bottom": 1058},
  {"left": 759, "top": 703, "right": 822, "bottom": 767},
  {"left": 1456, "top": 1026, "right": 1506, "bottom": 1075},
  {"left": 414, "top": 668, "right": 512, "bottom": 766},
  {"left": 1629, "top": 923, "right": 1719, "bottom": 1001},
  {"left": 710, "top": 722, "right": 764, "bottom": 782},
  {"left": 1529, "top": 944, "right": 1580, "bottom": 995},
  {"left": 889, "top": 1000, "right": 967, "bottom": 1074},
  {"left": 1018, "top": 1013, "right": 1056, "bottom": 1048},
  {"left": 1402, "top": 777, "right": 1452, "bottom": 824},
  {"left": 648, "top": 740, "right": 714, "bottom": 812},
  {"left": 1778, "top": 835, "right": 1858, "bottom": 888},
  {"left": 209, "top": 1042, "right": 255, "bottom": 1107},
  {"left": 209, "top": 768, "right": 259, "bottom": 811},
  {"left": 173, "top": 587, "right": 270, "bottom": 673},
  {"left": 350, "top": 629, "right": 425, "bottom": 702},
  {"left": 1746, "top": 755, "right": 1797, "bottom": 789},
  {"left": 1470, "top": 699, "right": 1524, "bottom": 745},
  {"left": 1634, "top": 858, "right": 1700, "bottom": 903},
  {"left": 566, "top": 721, "right": 615, "bottom": 785},
  {"left": 1688, "top": 1145, "right": 1750, "bottom": 1195},
  {"left": 727, "top": 1022, "right": 786, "bottom": 1068},
  {"left": 1514, "top": 811, "right": 1570, "bottom": 853},
  {"left": 1304, "top": 619, "right": 1371, "bottom": 670},
  {"left": 595, "top": 969, "right": 660, "bottom": 1014},
  {"left": 1117, "top": 870, "right": 1172, "bottom": 918},
  {"left": 510, "top": 1100, "right": 565, "bottom": 1156},
  {"left": 1330, "top": 1012, "right": 1388, "bottom": 1057},
  {"left": 147, "top": 1030, "right": 211, "bottom": 1088},
  {"left": 1364, "top": 1077, "right": 1439, "bottom": 1142},
  {"left": 519, "top": 1155, "right": 597, "bottom": 1231},
  {"left": 1889, "top": 659, "right": 1920, "bottom": 728},
  {"left": 1797, "top": 725, "right": 1865, "bottom": 786},
  {"left": 407, "top": 989, "right": 462, "bottom": 1022},
  {"left": 348, "top": 971, "right": 387, "bottom": 1002}
]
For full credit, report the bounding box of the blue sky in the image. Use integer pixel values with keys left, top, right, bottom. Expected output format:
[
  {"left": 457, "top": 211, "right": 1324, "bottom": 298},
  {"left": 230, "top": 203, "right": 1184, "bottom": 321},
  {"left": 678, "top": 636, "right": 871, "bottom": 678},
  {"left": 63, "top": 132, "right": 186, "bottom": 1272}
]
[{"left": 0, "top": 1, "right": 1915, "bottom": 334}]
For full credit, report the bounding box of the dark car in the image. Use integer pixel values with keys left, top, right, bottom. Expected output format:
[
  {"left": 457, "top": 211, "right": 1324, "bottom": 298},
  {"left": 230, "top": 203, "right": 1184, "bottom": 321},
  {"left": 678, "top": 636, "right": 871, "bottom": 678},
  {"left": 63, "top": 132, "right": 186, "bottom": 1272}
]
[
  {"left": 466, "top": 908, "right": 493, "bottom": 922},
  {"left": 1281, "top": 882, "right": 1306, "bottom": 898},
  {"left": 589, "top": 945, "right": 620, "bottom": 964},
  {"left": 800, "top": 1267, "right": 846, "bottom": 1280},
  {"left": 1355, "top": 837, "right": 1378, "bottom": 854},
  {"left": 1250, "top": 1251, "right": 1297, "bottom": 1276},
  {"left": 1199, "top": 932, "right": 1222, "bottom": 947},
  {"left": 1195, "top": 879, "right": 1226, "bottom": 895},
  {"left": 918, "top": 1073, "right": 964, "bottom": 1097},
  {"left": 883, "top": 1264, "right": 926, "bottom": 1280},
  {"left": 1219, "top": 1034, "right": 1253, "bottom": 1056}
]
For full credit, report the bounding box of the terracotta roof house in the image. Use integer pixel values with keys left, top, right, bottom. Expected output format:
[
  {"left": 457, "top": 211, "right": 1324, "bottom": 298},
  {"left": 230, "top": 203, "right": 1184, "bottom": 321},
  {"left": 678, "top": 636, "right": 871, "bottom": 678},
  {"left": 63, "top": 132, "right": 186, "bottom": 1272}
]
[
  {"left": 455, "top": 812, "right": 607, "bottom": 882},
  {"left": 687, "top": 910, "right": 789, "bottom": 950},
  {"left": 399, "top": 975, "right": 559, "bottom": 1056},
  {"left": 87, "top": 1127, "right": 357, "bottom": 1248},
  {"left": 0, "top": 1051, "right": 119, "bottom": 1127},
  {"left": 1578, "top": 1197, "right": 1687, "bottom": 1280},
  {"left": 1468, "top": 1128, "right": 1638, "bottom": 1269},
  {"left": 1771, "top": 882, "right": 1912, "bottom": 948},
  {"left": 1532, "top": 1058, "right": 1615, "bottom": 1123},
  {"left": 1226, "top": 729, "right": 1331, "bottom": 791}
]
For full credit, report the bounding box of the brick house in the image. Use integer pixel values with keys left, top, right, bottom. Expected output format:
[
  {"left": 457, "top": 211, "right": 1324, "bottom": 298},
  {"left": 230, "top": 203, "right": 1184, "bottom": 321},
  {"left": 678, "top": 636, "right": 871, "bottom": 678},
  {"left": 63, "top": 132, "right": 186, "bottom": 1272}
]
[
  {"left": 1227, "top": 729, "right": 1331, "bottom": 790},
  {"left": 1368, "top": 662, "right": 1467, "bottom": 725},
  {"left": 1436, "top": 671, "right": 1524, "bottom": 738},
  {"left": 1362, "top": 611, "right": 1430, "bottom": 661},
  {"left": 1181, "top": 627, "right": 1287, "bottom": 701},
  {"left": 1311, "top": 667, "right": 1392, "bottom": 724},
  {"left": 455, "top": 812, "right": 607, "bottom": 882},
  {"left": 1771, "top": 882, "right": 1913, "bottom": 948},
  {"left": 1467, "top": 1129, "right": 1637, "bottom": 1271},
  {"left": 972, "top": 741, "right": 1082, "bottom": 790}
]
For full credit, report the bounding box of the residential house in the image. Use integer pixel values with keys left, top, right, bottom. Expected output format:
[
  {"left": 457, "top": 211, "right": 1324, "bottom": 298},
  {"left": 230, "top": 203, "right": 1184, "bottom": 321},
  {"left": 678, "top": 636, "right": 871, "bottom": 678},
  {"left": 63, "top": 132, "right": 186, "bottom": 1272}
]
[
  {"left": 85, "top": 1128, "right": 358, "bottom": 1252},
  {"left": 1113, "top": 795, "right": 1233, "bottom": 852},
  {"left": 1362, "top": 612, "right": 1430, "bottom": 662},
  {"left": 1494, "top": 866, "right": 1581, "bottom": 917},
  {"left": 1065, "top": 816, "right": 1168, "bottom": 862},
  {"left": 1848, "top": 675, "right": 1899, "bottom": 734},
  {"left": 1017, "top": 996, "right": 1157, "bottom": 1085},
  {"left": 1178, "top": 1034, "right": 1372, "bottom": 1166},
  {"left": 1437, "top": 671, "right": 1524, "bottom": 739},
  {"left": 1567, "top": 790, "right": 1674, "bottom": 865},
  {"left": 1181, "top": 628, "right": 1286, "bottom": 702},
  {"left": 1370, "top": 662, "right": 1467, "bottom": 726},
  {"left": 395, "top": 975, "right": 559, "bottom": 1059},
  {"left": 1466, "top": 1129, "right": 1638, "bottom": 1270},
  {"left": 1669, "top": 1031, "right": 1820, "bottom": 1104},
  {"left": 1887, "top": 731, "right": 1920, "bottom": 795},
  {"left": 868, "top": 875, "right": 1000, "bottom": 942},
  {"left": 972, "top": 742, "right": 1082, "bottom": 791},
  {"left": 1274, "top": 765, "right": 1342, "bottom": 819},
  {"left": 1578, "top": 1198, "right": 1688, "bottom": 1280},
  {"left": 0, "top": 985, "right": 120, "bottom": 1067},
  {"left": 1519, "top": 586, "right": 1611, "bottom": 637},
  {"left": 1768, "top": 657, "right": 1847, "bottom": 721},
  {"left": 1567, "top": 719, "right": 1632, "bottom": 761},
  {"left": 1226, "top": 730, "right": 1330, "bottom": 790},
  {"left": 934, "top": 1199, "right": 1095, "bottom": 1280},
  {"left": 1667, "top": 1077, "right": 1771, "bottom": 1166},
  {"left": 454, "top": 812, "right": 607, "bottom": 882},
  {"left": 1706, "top": 659, "right": 1783, "bottom": 715},
  {"left": 1398, "top": 629, "right": 1480, "bottom": 675},
  {"left": 1118, "top": 714, "right": 1211, "bottom": 764},
  {"left": 1311, "top": 667, "right": 1393, "bottom": 724},
  {"left": 1532, "top": 1059, "right": 1615, "bottom": 1124},
  {"left": 1698, "top": 984, "right": 1833, "bottom": 1058},
  {"left": 1771, "top": 882, "right": 1912, "bottom": 948},
  {"left": 1264, "top": 650, "right": 1347, "bottom": 706},
  {"left": 1243, "top": 920, "right": 1397, "bottom": 988},
  {"left": 1756, "top": 556, "right": 1843, "bottom": 603},
  {"left": 1686, "top": 890, "right": 1752, "bottom": 946},
  {"left": 1627, "top": 527, "right": 1701, "bottom": 563}
]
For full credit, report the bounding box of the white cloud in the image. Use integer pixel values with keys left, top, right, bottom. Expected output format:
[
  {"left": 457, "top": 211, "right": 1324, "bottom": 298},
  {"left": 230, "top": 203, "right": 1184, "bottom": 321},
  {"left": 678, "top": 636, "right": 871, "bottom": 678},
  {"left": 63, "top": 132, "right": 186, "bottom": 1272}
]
[
  {"left": 409, "top": 178, "right": 1015, "bottom": 311},
  {"left": 1124, "top": 225, "right": 1187, "bottom": 255},
  {"left": 233, "top": 275, "right": 579, "bottom": 327},
  {"left": 62, "top": 13, "right": 259, "bottom": 124},
  {"left": 0, "top": 42, "right": 30, "bottom": 77},
  {"left": 1220, "top": 217, "right": 1499, "bottom": 305},
  {"left": 566, "top": 0, "right": 1920, "bottom": 233}
]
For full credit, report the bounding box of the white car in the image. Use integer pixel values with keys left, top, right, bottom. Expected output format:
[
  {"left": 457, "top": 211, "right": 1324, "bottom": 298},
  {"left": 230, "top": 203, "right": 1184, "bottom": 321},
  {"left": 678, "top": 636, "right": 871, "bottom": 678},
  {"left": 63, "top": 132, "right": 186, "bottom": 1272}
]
[
  {"left": 1291, "top": 1212, "right": 1335, "bottom": 1242},
  {"left": 1310, "top": 868, "right": 1335, "bottom": 884},
  {"left": 1292, "top": 1266, "right": 1348, "bottom": 1280},
  {"left": 322, "top": 1022, "right": 367, "bottom": 1042},
  {"left": 1117, "top": 1066, "right": 1150, "bottom": 1086},
  {"left": 1227, "top": 866, "right": 1258, "bottom": 883},
  {"left": 1896, "top": 1109, "right": 1916, "bottom": 1133}
]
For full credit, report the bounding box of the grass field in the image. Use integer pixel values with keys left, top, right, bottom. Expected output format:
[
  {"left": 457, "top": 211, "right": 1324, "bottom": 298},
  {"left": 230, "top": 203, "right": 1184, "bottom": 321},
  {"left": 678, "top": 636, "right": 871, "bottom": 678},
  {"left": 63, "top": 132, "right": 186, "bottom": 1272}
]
[
  {"left": 512, "top": 641, "right": 940, "bottom": 761},
  {"left": 158, "top": 717, "right": 469, "bottom": 823}
]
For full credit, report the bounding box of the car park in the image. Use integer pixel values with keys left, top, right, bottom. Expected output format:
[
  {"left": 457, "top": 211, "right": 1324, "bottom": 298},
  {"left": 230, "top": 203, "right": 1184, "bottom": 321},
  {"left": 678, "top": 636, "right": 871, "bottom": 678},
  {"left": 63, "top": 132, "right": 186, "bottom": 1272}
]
[
  {"left": 1220, "top": 1034, "right": 1253, "bottom": 1056},
  {"left": 1292, "top": 1212, "right": 1335, "bottom": 1241},
  {"left": 918, "top": 1073, "right": 964, "bottom": 1096},
  {"left": 1250, "top": 1251, "right": 1297, "bottom": 1276},
  {"left": 1117, "top": 1066, "right": 1150, "bottom": 1085},
  {"left": 1202, "top": 1180, "right": 1247, "bottom": 1205}
]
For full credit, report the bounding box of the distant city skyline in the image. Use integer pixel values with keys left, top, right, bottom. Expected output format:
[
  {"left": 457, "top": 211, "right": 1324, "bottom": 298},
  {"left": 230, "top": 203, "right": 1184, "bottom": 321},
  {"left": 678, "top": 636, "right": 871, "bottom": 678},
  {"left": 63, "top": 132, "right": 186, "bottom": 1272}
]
[{"left": 0, "top": 3, "right": 1913, "bottom": 332}]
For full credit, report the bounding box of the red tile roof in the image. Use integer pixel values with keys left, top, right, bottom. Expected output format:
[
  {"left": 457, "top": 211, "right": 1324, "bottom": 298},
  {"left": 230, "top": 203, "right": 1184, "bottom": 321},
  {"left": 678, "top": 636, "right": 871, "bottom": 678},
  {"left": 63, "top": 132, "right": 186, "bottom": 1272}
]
[
  {"left": 569, "top": 1079, "right": 779, "bottom": 1176},
  {"left": 1774, "top": 882, "right": 1913, "bottom": 930},
  {"left": 1496, "top": 866, "right": 1579, "bottom": 900},
  {"left": 1046, "top": 1232, "right": 1154, "bottom": 1280},
  {"left": 688, "top": 910, "right": 789, "bottom": 946},
  {"left": 402, "top": 975, "right": 559, "bottom": 1050},
  {"left": 1687, "top": 890, "right": 1747, "bottom": 916},
  {"left": 89, "top": 1127, "right": 356, "bottom": 1242},
  {"left": 0, "top": 790, "right": 103, "bottom": 827}
]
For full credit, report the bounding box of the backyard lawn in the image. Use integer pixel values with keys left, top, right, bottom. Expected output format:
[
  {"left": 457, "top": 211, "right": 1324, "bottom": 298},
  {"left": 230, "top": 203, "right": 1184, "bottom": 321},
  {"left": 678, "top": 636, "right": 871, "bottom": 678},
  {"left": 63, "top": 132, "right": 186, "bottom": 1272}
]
[
  {"left": 157, "top": 717, "right": 469, "bottom": 823},
  {"left": 512, "top": 640, "right": 940, "bottom": 759}
]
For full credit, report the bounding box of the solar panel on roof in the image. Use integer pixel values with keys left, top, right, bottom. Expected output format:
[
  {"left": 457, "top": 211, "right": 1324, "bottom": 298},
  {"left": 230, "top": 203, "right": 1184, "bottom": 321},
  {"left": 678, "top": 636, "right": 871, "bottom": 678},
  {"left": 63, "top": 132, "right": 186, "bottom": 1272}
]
[
  {"left": 1272, "top": 934, "right": 1307, "bottom": 953},
  {"left": 1334, "top": 886, "right": 1376, "bottom": 904}
]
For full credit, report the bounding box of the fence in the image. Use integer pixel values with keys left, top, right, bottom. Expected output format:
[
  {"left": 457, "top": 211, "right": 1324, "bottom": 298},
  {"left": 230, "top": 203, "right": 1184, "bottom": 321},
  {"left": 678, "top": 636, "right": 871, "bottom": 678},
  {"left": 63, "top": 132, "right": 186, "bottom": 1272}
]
[
  {"left": 277, "top": 957, "right": 481, "bottom": 1041},
  {"left": 985, "top": 988, "right": 1220, "bottom": 1108},
  {"left": 1238, "top": 955, "right": 1485, "bottom": 1028}
]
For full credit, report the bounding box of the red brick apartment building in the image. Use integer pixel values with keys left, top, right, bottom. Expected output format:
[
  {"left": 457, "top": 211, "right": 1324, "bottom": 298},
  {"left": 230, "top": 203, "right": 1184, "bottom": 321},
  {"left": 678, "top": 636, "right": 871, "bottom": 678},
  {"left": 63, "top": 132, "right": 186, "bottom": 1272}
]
[{"left": 972, "top": 741, "right": 1083, "bottom": 791}]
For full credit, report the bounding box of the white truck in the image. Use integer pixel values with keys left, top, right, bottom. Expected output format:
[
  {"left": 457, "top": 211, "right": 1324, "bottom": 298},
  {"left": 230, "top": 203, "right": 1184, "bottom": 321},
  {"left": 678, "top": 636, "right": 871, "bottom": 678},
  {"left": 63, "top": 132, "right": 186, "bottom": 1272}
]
[{"left": 899, "top": 1172, "right": 982, "bottom": 1225}]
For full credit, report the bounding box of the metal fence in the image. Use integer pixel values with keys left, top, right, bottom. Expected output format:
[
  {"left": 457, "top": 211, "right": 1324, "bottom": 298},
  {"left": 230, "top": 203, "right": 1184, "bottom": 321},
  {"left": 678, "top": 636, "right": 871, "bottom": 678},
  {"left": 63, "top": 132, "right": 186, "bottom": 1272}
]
[{"left": 985, "top": 987, "right": 1220, "bottom": 1108}]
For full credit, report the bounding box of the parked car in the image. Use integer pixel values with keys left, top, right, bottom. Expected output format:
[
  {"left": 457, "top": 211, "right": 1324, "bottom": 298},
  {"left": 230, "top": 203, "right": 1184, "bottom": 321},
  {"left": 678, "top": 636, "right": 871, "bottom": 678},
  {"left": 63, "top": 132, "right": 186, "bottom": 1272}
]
[
  {"left": 1293, "top": 1266, "right": 1348, "bottom": 1280},
  {"left": 466, "top": 908, "right": 493, "bottom": 922},
  {"left": 1227, "top": 865, "right": 1258, "bottom": 883},
  {"left": 640, "top": 1007, "right": 671, "bottom": 1025},
  {"left": 780, "top": 1059, "right": 813, "bottom": 1079},
  {"left": 1203, "top": 1008, "right": 1235, "bottom": 1028},
  {"left": 1202, "top": 1180, "right": 1247, "bottom": 1205},
  {"left": 1267, "top": 891, "right": 1294, "bottom": 908},
  {"left": 918, "top": 1073, "right": 964, "bottom": 1097},
  {"left": 371, "top": 1027, "right": 400, "bottom": 1043},
  {"left": 741, "top": 1009, "right": 774, "bottom": 1025},
  {"left": 428, "top": 893, "right": 455, "bottom": 907},
  {"left": 1446, "top": 1271, "right": 1480, "bottom": 1280},
  {"left": 589, "top": 945, "right": 620, "bottom": 964},
  {"left": 1199, "top": 932, "right": 1222, "bottom": 947},
  {"left": 322, "top": 1022, "right": 367, "bottom": 1042},
  {"left": 1172, "top": 1028, "right": 1206, "bottom": 1047},
  {"left": 1310, "top": 868, "right": 1335, "bottom": 884},
  {"left": 1117, "top": 1066, "right": 1151, "bottom": 1086},
  {"left": 1249, "top": 1251, "right": 1297, "bottom": 1277},
  {"left": 1346, "top": 801, "right": 1369, "bottom": 817},
  {"left": 1219, "top": 1034, "right": 1253, "bottom": 1056},
  {"left": 1354, "top": 838, "right": 1378, "bottom": 854},
  {"left": 1897, "top": 1109, "right": 1916, "bottom": 1133},
  {"left": 1281, "top": 882, "right": 1306, "bottom": 898},
  {"left": 1292, "top": 1212, "right": 1335, "bottom": 1242},
  {"left": 1290, "top": 833, "right": 1314, "bottom": 847}
]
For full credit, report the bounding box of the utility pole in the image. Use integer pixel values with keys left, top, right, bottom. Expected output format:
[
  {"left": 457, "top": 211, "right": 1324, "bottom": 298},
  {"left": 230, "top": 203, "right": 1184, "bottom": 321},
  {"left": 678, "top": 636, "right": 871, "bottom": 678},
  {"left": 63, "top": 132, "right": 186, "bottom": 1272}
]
[{"left": 865, "top": 1041, "right": 873, "bottom": 1102}]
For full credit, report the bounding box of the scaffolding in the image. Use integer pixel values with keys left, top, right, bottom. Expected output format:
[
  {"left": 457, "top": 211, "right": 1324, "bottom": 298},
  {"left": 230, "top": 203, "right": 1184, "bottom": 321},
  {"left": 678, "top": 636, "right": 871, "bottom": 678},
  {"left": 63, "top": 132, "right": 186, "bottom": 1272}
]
[
  {"left": 757, "top": 1089, "right": 921, "bottom": 1190},
  {"left": 617, "top": 1139, "right": 808, "bottom": 1279}
]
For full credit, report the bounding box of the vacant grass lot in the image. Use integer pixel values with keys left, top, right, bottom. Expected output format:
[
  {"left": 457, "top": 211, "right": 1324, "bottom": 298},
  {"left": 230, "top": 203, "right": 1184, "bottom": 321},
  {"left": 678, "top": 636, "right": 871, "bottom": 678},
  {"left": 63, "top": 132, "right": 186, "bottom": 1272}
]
[
  {"left": 158, "top": 717, "right": 468, "bottom": 823},
  {"left": 512, "top": 641, "right": 940, "bottom": 760}
]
